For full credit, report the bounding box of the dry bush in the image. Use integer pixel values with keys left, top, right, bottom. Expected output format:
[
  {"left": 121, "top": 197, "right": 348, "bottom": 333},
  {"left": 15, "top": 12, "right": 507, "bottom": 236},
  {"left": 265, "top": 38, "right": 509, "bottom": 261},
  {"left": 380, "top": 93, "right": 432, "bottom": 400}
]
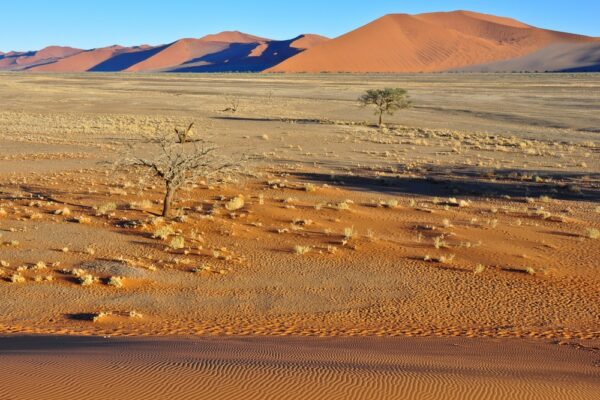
[{"left": 124, "top": 125, "right": 242, "bottom": 218}]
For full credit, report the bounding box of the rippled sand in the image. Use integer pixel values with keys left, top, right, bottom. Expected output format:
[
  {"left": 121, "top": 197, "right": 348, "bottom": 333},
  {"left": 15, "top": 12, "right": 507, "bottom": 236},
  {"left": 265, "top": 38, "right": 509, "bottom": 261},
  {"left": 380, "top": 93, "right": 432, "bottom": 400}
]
[{"left": 1, "top": 335, "right": 598, "bottom": 400}]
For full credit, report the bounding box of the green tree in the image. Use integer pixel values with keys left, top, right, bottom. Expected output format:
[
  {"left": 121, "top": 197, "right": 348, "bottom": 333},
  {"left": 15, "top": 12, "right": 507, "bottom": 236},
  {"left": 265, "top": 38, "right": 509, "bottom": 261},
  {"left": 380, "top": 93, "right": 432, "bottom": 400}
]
[{"left": 358, "top": 88, "right": 412, "bottom": 127}]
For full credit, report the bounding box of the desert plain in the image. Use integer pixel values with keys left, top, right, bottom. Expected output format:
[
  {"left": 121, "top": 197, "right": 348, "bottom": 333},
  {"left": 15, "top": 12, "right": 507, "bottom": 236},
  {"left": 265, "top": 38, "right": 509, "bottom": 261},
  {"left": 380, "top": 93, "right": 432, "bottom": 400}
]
[{"left": 0, "top": 72, "right": 599, "bottom": 399}]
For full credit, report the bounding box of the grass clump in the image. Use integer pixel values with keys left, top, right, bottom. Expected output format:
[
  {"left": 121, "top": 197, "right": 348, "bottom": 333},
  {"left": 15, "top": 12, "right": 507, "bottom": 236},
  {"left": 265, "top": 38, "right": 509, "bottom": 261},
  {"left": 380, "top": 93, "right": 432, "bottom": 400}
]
[
  {"left": 585, "top": 228, "right": 599, "bottom": 239},
  {"left": 225, "top": 195, "right": 245, "bottom": 211},
  {"left": 474, "top": 264, "right": 486, "bottom": 274},
  {"left": 293, "top": 245, "right": 312, "bottom": 255},
  {"left": 78, "top": 274, "right": 95, "bottom": 286},
  {"left": 9, "top": 273, "right": 26, "bottom": 283},
  {"left": 95, "top": 202, "right": 117, "bottom": 216},
  {"left": 106, "top": 276, "right": 125, "bottom": 288},
  {"left": 153, "top": 225, "right": 174, "bottom": 240},
  {"left": 169, "top": 236, "right": 185, "bottom": 250},
  {"left": 381, "top": 199, "right": 398, "bottom": 209}
]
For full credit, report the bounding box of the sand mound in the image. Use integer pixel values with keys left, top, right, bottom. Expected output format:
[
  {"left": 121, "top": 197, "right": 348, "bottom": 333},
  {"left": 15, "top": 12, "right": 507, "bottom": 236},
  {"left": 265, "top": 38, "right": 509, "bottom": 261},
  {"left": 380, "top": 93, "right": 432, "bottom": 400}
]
[
  {"left": 1, "top": 336, "right": 598, "bottom": 400},
  {"left": 456, "top": 42, "right": 600, "bottom": 72},
  {"left": 268, "top": 11, "right": 599, "bottom": 73}
]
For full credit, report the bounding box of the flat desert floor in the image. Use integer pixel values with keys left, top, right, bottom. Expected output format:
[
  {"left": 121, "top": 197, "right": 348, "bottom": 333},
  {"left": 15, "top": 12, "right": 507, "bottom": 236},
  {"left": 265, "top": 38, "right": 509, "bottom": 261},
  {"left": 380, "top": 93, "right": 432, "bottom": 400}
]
[{"left": 0, "top": 72, "right": 599, "bottom": 398}]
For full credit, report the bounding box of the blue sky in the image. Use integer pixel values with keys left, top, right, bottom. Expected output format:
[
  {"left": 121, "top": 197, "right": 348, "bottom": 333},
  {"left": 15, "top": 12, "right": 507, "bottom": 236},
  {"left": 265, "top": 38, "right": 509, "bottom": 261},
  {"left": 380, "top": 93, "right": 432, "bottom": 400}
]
[{"left": 1, "top": 1, "right": 599, "bottom": 52}]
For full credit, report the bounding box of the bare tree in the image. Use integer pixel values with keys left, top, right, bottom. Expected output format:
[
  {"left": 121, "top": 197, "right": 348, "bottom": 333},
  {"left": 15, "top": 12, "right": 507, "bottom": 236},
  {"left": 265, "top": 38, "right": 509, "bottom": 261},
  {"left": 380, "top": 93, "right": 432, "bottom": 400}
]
[
  {"left": 358, "top": 88, "right": 412, "bottom": 127},
  {"left": 129, "top": 127, "right": 239, "bottom": 218},
  {"left": 174, "top": 122, "right": 194, "bottom": 144},
  {"left": 222, "top": 95, "right": 240, "bottom": 113}
]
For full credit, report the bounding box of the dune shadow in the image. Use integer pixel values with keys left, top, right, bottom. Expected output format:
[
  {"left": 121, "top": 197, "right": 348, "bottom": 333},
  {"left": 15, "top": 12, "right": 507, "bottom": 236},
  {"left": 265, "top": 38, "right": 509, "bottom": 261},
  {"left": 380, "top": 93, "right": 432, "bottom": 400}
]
[
  {"left": 290, "top": 166, "right": 600, "bottom": 201},
  {"left": 170, "top": 37, "right": 305, "bottom": 73},
  {"left": 0, "top": 335, "right": 111, "bottom": 352},
  {"left": 89, "top": 45, "right": 170, "bottom": 72}
]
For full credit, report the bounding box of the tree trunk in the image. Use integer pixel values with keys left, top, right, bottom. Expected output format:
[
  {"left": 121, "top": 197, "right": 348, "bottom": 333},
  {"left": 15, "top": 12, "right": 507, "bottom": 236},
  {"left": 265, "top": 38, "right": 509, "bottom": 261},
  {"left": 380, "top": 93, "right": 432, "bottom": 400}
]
[
  {"left": 378, "top": 111, "right": 383, "bottom": 127},
  {"left": 162, "top": 184, "right": 175, "bottom": 217}
]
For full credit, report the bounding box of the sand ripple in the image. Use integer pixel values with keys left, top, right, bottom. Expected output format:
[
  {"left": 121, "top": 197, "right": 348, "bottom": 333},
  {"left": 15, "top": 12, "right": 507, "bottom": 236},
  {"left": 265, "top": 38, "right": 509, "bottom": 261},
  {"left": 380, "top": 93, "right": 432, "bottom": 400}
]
[{"left": 0, "top": 336, "right": 598, "bottom": 400}]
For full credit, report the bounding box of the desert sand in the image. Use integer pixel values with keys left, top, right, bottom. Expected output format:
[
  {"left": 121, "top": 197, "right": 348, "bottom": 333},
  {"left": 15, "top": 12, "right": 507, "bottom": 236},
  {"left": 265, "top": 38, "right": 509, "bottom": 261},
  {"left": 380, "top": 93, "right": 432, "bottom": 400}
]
[
  {"left": 0, "top": 72, "right": 598, "bottom": 398},
  {"left": 1, "top": 335, "right": 599, "bottom": 400}
]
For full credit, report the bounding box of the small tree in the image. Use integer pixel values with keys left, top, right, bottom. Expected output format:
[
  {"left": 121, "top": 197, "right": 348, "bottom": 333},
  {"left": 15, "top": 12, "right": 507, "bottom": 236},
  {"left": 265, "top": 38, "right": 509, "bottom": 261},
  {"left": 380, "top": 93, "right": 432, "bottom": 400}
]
[
  {"left": 358, "top": 88, "right": 411, "bottom": 127},
  {"left": 129, "top": 126, "right": 238, "bottom": 218}
]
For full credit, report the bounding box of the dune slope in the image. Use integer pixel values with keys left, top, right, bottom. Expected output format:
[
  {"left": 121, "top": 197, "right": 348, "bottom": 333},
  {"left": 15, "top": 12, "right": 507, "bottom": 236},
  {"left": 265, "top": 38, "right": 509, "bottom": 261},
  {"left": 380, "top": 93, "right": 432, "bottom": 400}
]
[{"left": 268, "top": 11, "right": 599, "bottom": 73}]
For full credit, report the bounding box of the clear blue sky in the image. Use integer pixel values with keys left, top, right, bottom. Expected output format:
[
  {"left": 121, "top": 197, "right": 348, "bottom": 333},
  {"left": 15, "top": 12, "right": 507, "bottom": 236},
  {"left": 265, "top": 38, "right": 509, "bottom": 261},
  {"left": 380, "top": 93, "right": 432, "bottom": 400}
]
[{"left": 2, "top": 0, "right": 599, "bottom": 52}]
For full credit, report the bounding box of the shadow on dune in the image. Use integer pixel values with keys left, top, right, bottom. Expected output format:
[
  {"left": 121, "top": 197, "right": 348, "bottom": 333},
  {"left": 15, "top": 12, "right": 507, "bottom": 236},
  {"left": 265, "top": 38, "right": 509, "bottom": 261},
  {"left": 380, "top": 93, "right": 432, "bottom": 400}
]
[
  {"left": 89, "top": 45, "right": 170, "bottom": 72},
  {"left": 0, "top": 335, "right": 110, "bottom": 352},
  {"left": 290, "top": 166, "right": 600, "bottom": 201},
  {"left": 170, "top": 37, "right": 306, "bottom": 73},
  {"left": 558, "top": 64, "right": 600, "bottom": 72}
]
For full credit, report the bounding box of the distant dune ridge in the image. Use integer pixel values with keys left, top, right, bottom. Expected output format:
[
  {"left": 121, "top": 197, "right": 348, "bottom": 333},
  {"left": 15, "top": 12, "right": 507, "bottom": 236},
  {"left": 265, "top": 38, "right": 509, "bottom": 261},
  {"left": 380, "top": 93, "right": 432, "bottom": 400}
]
[{"left": 0, "top": 10, "right": 598, "bottom": 73}]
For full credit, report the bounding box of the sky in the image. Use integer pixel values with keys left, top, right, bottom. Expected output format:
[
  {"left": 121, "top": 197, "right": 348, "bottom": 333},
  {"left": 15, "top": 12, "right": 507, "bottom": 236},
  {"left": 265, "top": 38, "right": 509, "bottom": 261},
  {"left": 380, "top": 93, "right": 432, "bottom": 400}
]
[{"left": 1, "top": 0, "right": 599, "bottom": 52}]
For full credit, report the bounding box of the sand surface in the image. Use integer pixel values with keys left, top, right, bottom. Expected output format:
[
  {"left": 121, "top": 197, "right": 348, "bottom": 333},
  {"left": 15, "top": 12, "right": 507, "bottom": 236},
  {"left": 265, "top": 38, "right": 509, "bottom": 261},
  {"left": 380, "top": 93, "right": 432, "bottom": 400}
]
[
  {"left": 0, "top": 73, "right": 598, "bottom": 398},
  {"left": 0, "top": 73, "right": 598, "bottom": 342},
  {"left": 1, "top": 335, "right": 598, "bottom": 400}
]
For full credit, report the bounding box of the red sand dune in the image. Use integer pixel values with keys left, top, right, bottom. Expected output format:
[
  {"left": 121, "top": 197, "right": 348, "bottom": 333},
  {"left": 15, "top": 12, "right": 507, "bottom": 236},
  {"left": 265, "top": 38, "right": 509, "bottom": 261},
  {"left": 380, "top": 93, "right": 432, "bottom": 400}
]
[
  {"left": 0, "top": 46, "right": 82, "bottom": 70},
  {"left": 268, "top": 10, "right": 599, "bottom": 73},
  {"left": 3, "top": 11, "right": 599, "bottom": 73},
  {"left": 30, "top": 46, "right": 128, "bottom": 72},
  {"left": 125, "top": 39, "right": 232, "bottom": 72}
]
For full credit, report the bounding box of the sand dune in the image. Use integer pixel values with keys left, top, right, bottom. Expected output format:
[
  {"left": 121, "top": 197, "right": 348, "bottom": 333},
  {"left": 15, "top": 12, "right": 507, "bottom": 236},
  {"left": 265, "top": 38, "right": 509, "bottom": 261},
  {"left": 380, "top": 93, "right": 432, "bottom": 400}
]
[
  {"left": 15, "top": 31, "right": 326, "bottom": 73},
  {"left": 166, "top": 34, "right": 328, "bottom": 73},
  {"left": 1, "top": 336, "right": 598, "bottom": 400},
  {"left": 456, "top": 42, "right": 600, "bottom": 72},
  {"left": 30, "top": 46, "right": 129, "bottom": 72},
  {"left": 3, "top": 10, "right": 598, "bottom": 73},
  {"left": 125, "top": 39, "right": 232, "bottom": 72},
  {"left": 268, "top": 10, "right": 599, "bottom": 73},
  {"left": 0, "top": 46, "right": 82, "bottom": 70}
]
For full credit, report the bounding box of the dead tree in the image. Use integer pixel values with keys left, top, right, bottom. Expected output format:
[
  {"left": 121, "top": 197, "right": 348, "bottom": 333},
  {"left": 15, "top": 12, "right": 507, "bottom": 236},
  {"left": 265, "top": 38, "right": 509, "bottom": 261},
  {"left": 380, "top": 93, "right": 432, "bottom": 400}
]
[
  {"left": 174, "top": 122, "right": 194, "bottom": 144},
  {"left": 130, "top": 128, "right": 237, "bottom": 218}
]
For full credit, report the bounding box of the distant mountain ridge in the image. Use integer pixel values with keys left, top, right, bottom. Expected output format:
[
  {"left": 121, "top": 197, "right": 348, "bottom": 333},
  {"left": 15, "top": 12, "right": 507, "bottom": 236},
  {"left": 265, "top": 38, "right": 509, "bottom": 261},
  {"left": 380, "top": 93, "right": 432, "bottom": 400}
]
[{"left": 1, "top": 10, "right": 598, "bottom": 73}]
